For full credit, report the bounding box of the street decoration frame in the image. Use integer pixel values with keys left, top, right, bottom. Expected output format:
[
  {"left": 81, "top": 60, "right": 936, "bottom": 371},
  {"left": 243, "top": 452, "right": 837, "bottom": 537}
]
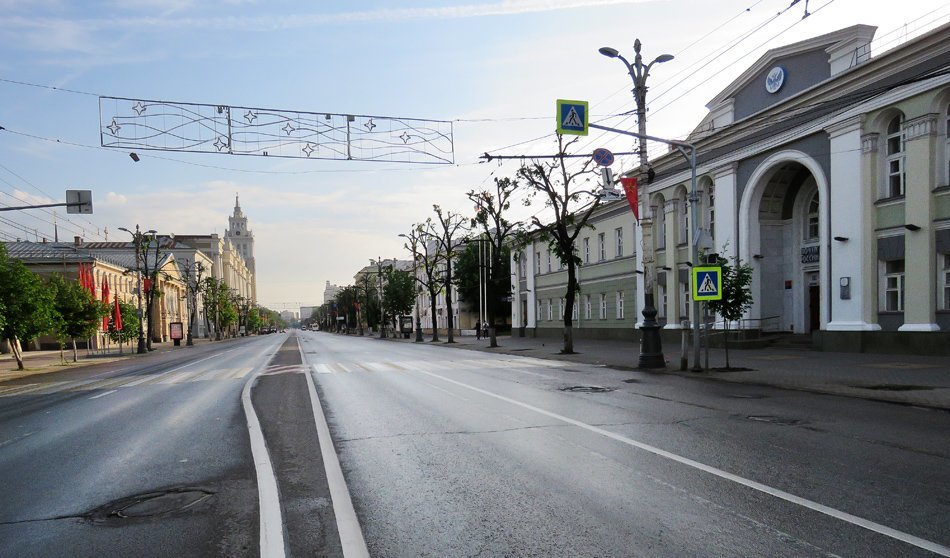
[{"left": 99, "top": 96, "right": 455, "bottom": 164}]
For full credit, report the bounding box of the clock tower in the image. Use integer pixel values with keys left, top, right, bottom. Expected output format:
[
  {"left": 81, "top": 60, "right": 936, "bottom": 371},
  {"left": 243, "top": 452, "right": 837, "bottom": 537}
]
[{"left": 225, "top": 194, "right": 257, "bottom": 303}]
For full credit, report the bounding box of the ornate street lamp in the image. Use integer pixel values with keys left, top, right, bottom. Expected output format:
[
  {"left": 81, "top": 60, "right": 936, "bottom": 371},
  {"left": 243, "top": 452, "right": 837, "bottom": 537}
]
[
  {"left": 599, "top": 40, "right": 673, "bottom": 369},
  {"left": 118, "top": 225, "right": 156, "bottom": 354}
]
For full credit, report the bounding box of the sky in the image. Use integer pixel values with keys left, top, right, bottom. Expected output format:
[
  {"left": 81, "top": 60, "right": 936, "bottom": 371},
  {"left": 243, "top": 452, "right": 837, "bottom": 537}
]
[{"left": 1, "top": 0, "right": 948, "bottom": 311}]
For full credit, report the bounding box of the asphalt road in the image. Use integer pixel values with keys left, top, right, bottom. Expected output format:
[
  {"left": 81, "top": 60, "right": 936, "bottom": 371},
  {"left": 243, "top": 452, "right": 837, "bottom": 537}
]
[
  {"left": 2, "top": 331, "right": 948, "bottom": 557},
  {"left": 300, "top": 330, "right": 950, "bottom": 558},
  {"left": 0, "top": 334, "right": 292, "bottom": 557}
]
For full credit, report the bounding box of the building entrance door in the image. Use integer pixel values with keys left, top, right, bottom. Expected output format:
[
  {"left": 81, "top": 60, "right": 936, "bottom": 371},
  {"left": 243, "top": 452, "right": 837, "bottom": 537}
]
[{"left": 808, "top": 284, "right": 820, "bottom": 332}]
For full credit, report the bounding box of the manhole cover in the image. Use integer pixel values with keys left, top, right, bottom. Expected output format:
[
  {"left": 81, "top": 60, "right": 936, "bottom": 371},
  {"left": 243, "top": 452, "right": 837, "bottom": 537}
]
[
  {"left": 92, "top": 488, "right": 214, "bottom": 520},
  {"left": 852, "top": 384, "right": 935, "bottom": 391},
  {"left": 560, "top": 385, "right": 614, "bottom": 393}
]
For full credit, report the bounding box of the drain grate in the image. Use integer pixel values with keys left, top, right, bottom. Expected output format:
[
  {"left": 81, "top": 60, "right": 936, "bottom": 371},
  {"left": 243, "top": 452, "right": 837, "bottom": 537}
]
[{"left": 560, "top": 385, "right": 614, "bottom": 393}]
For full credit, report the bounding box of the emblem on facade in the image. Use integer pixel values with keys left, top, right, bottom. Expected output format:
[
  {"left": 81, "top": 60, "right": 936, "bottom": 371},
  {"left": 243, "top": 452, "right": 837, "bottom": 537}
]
[{"left": 765, "top": 66, "right": 786, "bottom": 94}]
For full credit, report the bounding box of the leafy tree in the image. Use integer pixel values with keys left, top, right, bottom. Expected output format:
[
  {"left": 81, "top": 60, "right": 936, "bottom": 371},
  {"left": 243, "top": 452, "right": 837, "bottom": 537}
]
[
  {"left": 335, "top": 286, "right": 361, "bottom": 332},
  {"left": 468, "top": 176, "right": 521, "bottom": 347},
  {"left": 108, "top": 299, "right": 140, "bottom": 352},
  {"left": 202, "top": 277, "right": 231, "bottom": 339},
  {"left": 516, "top": 134, "right": 600, "bottom": 354},
  {"left": 429, "top": 206, "right": 468, "bottom": 343},
  {"left": 384, "top": 269, "right": 415, "bottom": 331},
  {"left": 246, "top": 306, "right": 263, "bottom": 333},
  {"left": 48, "top": 274, "right": 108, "bottom": 363},
  {"left": 706, "top": 255, "right": 754, "bottom": 369},
  {"left": 0, "top": 245, "right": 56, "bottom": 370},
  {"left": 181, "top": 260, "right": 205, "bottom": 345}
]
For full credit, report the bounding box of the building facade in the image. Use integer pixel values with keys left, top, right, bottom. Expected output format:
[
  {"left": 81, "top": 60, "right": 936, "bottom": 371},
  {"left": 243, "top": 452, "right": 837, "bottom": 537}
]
[{"left": 512, "top": 23, "right": 950, "bottom": 354}]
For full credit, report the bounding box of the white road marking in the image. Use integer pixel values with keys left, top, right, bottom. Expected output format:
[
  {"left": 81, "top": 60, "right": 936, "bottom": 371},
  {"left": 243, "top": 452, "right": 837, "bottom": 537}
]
[
  {"left": 298, "top": 342, "right": 369, "bottom": 558},
  {"left": 88, "top": 389, "right": 117, "bottom": 400},
  {"left": 420, "top": 381, "right": 470, "bottom": 402},
  {"left": 417, "top": 369, "right": 950, "bottom": 557},
  {"left": 241, "top": 367, "right": 286, "bottom": 558}
]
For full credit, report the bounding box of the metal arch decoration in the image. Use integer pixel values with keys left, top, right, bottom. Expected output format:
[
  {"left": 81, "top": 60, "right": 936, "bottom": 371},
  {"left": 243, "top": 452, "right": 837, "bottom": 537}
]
[{"left": 98, "top": 96, "right": 455, "bottom": 164}]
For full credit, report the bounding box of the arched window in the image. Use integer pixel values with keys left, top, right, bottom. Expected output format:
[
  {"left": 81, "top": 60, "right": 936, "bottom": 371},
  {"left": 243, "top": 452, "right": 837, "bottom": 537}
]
[
  {"left": 679, "top": 193, "right": 689, "bottom": 246},
  {"left": 705, "top": 182, "right": 715, "bottom": 243},
  {"left": 885, "top": 115, "right": 905, "bottom": 198},
  {"left": 804, "top": 192, "right": 819, "bottom": 241},
  {"left": 944, "top": 104, "right": 950, "bottom": 185}
]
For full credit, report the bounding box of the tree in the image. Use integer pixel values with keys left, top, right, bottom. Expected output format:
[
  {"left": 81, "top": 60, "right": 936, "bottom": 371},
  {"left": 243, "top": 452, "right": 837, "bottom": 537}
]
[
  {"left": 468, "top": 176, "right": 521, "bottom": 347},
  {"left": 246, "top": 305, "right": 263, "bottom": 333},
  {"left": 108, "top": 299, "right": 140, "bottom": 352},
  {"left": 384, "top": 268, "right": 415, "bottom": 332},
  {"left": 517, "top": 134, "right": 600, "bottom": 354},
  {"left": 405, "top": 222, "right": 444, "bottom": 342},
  {"left": 706, "top": 256, "right": 754, "bottom": 370},
  {"left": 48, "top": 274, "right": 108, "bottom": 363},
  {"left": 181, "top": 261, "right": 206, "bottom": 345},
  {"left": 429, "top": 205, "right": 468, "bottom": 343},
  {"left": 138, "top": 231, "right": 165, "bottom": 350},
  {"left": 202, "top": 277, "right": 231, "bottom": 339},
  {"left": 0, "top": 245, "right": 56, "bottom": 370}
]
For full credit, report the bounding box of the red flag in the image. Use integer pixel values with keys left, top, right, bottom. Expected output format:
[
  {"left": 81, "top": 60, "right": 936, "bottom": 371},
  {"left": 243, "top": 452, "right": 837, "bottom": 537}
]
[
  {"left": 620, "top": 177, "right": 640, "bottom": 223},
  {"left": 101, "top": 276, "right": 111, "bottom": 331},
  {"left": 112, "top": 295, "right": 123, "bottom": 331},
  {"left": 143, "top": 278, "right": 152, "bottom": 293}
]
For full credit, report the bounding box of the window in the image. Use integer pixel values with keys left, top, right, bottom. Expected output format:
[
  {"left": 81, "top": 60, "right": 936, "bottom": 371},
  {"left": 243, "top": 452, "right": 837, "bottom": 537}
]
[
  {"left": 655, "top": 202, "right": 667, "bottom": 248},
  {"left": 537, "top": 300, "right": 542, "bottom": 321},
  {"left": 706, "top": 185, "right": 715, "bottom": 243},
  {"left": 572, "top": 300, "right": 578, "bottom": 320},
  {"left": 547, "top": 251, "right": 552, "bottom": 273},
  {"left": 805, "top": 192, "right": 819, "bottom": 240},
  {"left": 679, "top": 198, "right": 689, "bottom": 245},
  {"left": 942, "top": 254, "right": 950, "bottom": 311},
  {"left": 886, "top": 115, "right": 905, "bottom": 198},
  {"left": 599, "top": 294, "right": 607, "bottom": 319},
  {"left": 535, "top": 252, "right": 541, "bottom": 275},
  {"left": 884, "top": 260, "right": 905, "bottom": 312},
  {"left": 945, "top": 105, "right": 950, "bottom": 185},
  {"left": 584, "top": 294, "right": 592, "bottom": 319},
  {"left": 680, "top": 278, "right": 690, "bottom": 321},
  {"left": 598, "top": 233, "right": 606, "bottom": 261},
  {"left": 546, "top": 299, "right": 552, "bottom": 320},
  {"left": 615, "top": 227, "right": 623, "bottom": 258},
  {"left": 558, "top": 298, "right": 564, "bottom": 320},
  {"left": 583, "top": 237, "right": 590, "bottom": 264},
  {"left": 616, "top": 291, "right": 624, "bottom": 319},
  {"left": 519, "top": 253, "right": 527, "bottom": 279}
]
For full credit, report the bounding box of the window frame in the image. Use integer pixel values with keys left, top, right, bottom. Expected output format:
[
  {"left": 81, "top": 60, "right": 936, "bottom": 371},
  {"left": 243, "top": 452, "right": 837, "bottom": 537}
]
[
  {"left": 615, "top": 227, "right": 623, "bottom": 258},
  {"left": 598, "top": 233, "right": 606, "bottom": 261},
  {"left": 616, "top": 291, "right": 624, "bottom": 319},
  {"left": 599, "top": 293, "right": 607, "bottom": 319},
  {"left": 583, "top": 237, "right": 590, "bottom": 264},
  {"left": 584, "top": 294, "right": 592, "bottom": 319},
  {"left": 885, "top": 115, "right": 906, "bottom": 198},
  {"left": 883, "top": 259, "right": 905, "bottom": 312}
]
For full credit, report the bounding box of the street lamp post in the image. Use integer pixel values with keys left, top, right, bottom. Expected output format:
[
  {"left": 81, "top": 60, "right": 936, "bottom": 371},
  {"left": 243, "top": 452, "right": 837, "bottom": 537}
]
[
  {"left": 399, "top": 233, "right": 425, "bottom": 342},
  {"left": 118, "top": 225, "right": 156, "bottom": 355},
  {"left": 599, "top": 40, "right": 673, "bottom": 369}
]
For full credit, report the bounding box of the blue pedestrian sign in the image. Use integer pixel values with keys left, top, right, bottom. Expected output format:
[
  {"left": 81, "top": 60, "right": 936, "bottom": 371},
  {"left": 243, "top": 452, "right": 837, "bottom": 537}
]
[
  {"left": 556, "top": 99, "right": 589, "bottom": 136},
  {"left": 692, "top": 266, "right": 722, "bottom": 301}
]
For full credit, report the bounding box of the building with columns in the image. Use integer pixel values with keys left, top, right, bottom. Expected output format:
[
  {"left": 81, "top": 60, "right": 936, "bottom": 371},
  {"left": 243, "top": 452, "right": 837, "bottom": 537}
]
[{"left": 511, "top": 23, "right": 950, "bottom": 354}]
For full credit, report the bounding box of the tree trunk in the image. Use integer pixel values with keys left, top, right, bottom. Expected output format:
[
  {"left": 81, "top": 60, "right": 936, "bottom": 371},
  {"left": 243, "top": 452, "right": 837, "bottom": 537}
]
[
  {"left": 562, "top": 262, "right": 577, "bottom": 354},
  {"left": 59, "top": 343, "right": 66, "bottom": 365},
  {"left": 724, "top": 320, "right": 731, "bottom": 369},
  {"left": 71, "top": 338, "right": 78, "bottom": 363},
  {"left": 10, "top": 337, "right": 24, "bottom": 371},
  {"left": 446, "top": 263, "right": 455, "bottom": 343},
  {"left": 428, "top": 291, "right": 440, "bottom": 342}
]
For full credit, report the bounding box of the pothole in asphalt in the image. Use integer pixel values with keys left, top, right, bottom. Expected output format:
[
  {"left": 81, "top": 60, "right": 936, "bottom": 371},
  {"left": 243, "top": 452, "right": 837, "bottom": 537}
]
[
  {"left": 623, "top": 378, "right": 641, "bottom": 384},
  {"left": 560, "top": 385, "right": 614, "bottom": 393},
  {"left": 851, "top": 384, "right": 935, "bottom": 391},
  {"left": 745, "top": 415, "right": 803, "bottom": 426},
  {"left": 89, "top": 488, "right": 214, "bottom": 521}
]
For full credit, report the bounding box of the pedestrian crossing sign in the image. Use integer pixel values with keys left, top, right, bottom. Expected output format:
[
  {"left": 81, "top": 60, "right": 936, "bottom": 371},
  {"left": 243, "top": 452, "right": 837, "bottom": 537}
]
[
  {"left": 692, "top": 266, "right": 722, "bottom": 301},
  {"left": 556, "top": 99, "right": 589, "bottom": 136}
]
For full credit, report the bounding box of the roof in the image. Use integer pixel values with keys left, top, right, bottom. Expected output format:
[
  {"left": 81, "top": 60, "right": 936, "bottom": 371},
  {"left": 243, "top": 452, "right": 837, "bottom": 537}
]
[{"left": 2, "top": 241, "right": 129, "bottom": 270}]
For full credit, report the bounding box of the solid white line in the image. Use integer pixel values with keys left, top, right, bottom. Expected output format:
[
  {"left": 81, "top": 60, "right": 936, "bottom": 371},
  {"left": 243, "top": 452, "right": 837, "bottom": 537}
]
[
  {"left": 88, "top": 389, "right": 117, "bottom": 400},
  {"left": 417, "top": 369, "right": 950, "bottom": 557},
  {"left": 420, "top": 381, "right": 470, "bottom": 402},
  {"left": 298, "top": 341, "right": 369, "bottom": 558},
  {"left": 242, "top": 369, "right": 287, "bottom": 558}
]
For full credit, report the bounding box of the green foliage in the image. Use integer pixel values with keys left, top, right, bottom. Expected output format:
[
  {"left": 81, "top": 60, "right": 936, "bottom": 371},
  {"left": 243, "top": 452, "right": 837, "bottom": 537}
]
[
  {"left": 706, "top": 256, "right": 754, "bottom": 322},
  {"left": 0, "top": 244, "right": 56, "bottom": 344},
  {"left": 48, "top": 274, "right": 108, "bottom": 342},
  {"left": 384, "top": 269, "right": 415, "bottom": 319},
  {"left": 108, "top": 300, "right": 140, "bottom": 345}
]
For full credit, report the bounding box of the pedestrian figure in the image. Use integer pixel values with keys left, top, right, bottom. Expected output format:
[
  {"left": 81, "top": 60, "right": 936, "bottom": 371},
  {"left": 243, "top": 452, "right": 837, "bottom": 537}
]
[{"left": 476, "top": 321, "right": 481, "bottom": 340}]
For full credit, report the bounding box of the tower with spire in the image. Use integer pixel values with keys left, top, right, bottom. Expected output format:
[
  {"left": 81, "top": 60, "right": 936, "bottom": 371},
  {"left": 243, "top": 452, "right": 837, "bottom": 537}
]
[{"left": 225, "top": 193, "right": 257, "bottom": 303}]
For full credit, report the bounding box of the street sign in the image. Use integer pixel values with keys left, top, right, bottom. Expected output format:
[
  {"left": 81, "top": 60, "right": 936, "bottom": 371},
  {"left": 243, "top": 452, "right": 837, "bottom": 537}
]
[
  {"left": 65, "top": 190, "right": 93, "bottom": 214},
  {"left": 556, "top": 99, "right": 588, "bottom": 136},
  {"left": 592, "top": 148, "right": 614, "bottom": 166},
  {"left": 692, "top": 266, "right": 723, "bottom": 301}
]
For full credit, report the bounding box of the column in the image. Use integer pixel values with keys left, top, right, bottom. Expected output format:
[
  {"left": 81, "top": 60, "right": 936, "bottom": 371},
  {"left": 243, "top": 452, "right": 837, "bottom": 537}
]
[
  {"left": 663, "top": 199, "right": 681, "bottom": 328},
  {"left": 826, "top": 117, "right": 880, "bottom": 330},
  {"left": 712, "top": 163, "right": 738, "bottom": 262},
  {"left": 900, "top": 114, "right": 939, "bottom": 331}
]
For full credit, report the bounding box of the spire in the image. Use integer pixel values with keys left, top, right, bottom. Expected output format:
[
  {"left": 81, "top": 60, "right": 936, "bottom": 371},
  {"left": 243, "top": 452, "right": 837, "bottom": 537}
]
[{"left": 235, "top": 193, "right": 240, "bottom": 211}]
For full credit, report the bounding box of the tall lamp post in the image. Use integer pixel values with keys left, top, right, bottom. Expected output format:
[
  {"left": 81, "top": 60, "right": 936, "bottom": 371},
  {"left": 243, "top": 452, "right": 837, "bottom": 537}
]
[
  {"left": 599, "top": 40, "right": 673, "bottom": 369},
  {"left": 118, "top": 225, "right": 156, "bottom": 354}
]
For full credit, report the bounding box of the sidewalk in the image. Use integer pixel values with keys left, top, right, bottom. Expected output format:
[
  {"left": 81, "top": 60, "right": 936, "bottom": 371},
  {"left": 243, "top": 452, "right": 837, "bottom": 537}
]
[
  {"left": 383, "top": 332, "right": 950, "bottom": 411},
  {"left": 0, "top": 337, "right": 220, "bottom": 382}
]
